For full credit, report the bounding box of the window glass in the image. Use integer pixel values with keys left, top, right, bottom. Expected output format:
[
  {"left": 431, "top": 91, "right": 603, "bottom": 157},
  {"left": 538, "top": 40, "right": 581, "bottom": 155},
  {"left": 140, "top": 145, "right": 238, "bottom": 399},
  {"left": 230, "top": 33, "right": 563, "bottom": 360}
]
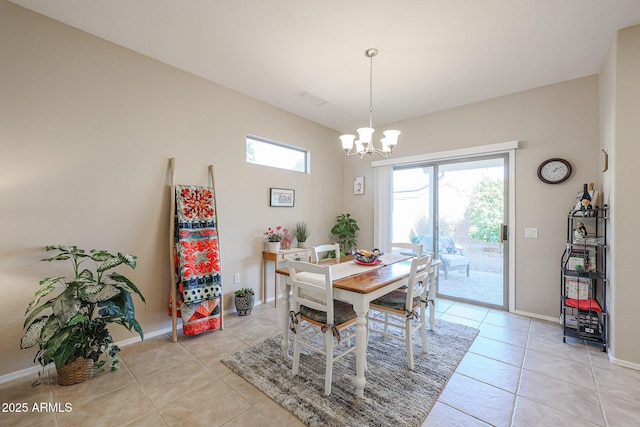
[{"left": 246, "top": 135, "right": 308, "bottom": 173}]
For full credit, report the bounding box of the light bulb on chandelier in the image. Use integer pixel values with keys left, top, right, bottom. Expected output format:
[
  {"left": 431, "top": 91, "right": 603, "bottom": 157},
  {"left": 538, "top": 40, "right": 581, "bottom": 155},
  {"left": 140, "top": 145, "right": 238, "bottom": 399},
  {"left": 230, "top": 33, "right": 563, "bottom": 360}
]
[{"left": 340, "top": 48, "right": 400, "bottom": 159}]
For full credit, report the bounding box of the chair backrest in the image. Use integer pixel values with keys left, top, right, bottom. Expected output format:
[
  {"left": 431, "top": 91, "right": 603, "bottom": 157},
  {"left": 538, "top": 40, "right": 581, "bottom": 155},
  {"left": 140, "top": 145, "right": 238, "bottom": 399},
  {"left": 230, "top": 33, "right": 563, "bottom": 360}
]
[
  {"left": 390, "top": 242, "right": 423, "bottom": 257},
  {"left": 405, "top": 254, "right": 433, "bottom": 307},
  {"left": 312, "top": 243, "right": 341, "bottom": 263},
  {"left": 288, "top": 260, "right": 334, "bottom": 322}
]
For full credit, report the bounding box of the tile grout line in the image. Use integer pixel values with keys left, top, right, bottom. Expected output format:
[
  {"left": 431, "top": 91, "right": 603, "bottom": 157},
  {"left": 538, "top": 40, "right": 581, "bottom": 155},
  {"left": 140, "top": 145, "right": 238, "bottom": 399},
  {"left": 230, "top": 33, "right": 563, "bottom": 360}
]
[
  {"left": 587, "top": 345, "right": 610, "bottom": 427},
  {"left": 509, "top": 316, "right": 533, "bottom": 426}
]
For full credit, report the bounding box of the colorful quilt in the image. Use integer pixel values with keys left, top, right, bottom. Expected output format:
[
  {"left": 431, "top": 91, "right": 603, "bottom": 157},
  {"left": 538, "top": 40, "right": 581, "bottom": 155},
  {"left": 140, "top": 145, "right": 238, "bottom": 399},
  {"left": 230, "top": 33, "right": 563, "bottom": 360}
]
[{"left": 169, "top": 185, "right": 222, "bottom": 335}]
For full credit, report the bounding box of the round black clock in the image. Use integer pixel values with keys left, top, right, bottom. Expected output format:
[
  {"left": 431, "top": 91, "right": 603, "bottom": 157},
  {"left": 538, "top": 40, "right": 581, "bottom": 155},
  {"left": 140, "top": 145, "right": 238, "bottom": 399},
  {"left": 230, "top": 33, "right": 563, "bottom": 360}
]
[{"left": 537, "top": 158, "right": 572, "bottom": 184}]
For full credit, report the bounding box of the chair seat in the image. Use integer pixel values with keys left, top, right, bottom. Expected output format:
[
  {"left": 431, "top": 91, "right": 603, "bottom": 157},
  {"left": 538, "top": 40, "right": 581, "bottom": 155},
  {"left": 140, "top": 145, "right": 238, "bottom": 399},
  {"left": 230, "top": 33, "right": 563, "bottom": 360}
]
[
  {"left": 440, "top": 253, "right": 469, "bottom": 267},
  {"left": 371, "top": 290, "right": 420, "bottom": 312},
  {"left": 300, "top": 300, "right": 356, "bottom": 325}
]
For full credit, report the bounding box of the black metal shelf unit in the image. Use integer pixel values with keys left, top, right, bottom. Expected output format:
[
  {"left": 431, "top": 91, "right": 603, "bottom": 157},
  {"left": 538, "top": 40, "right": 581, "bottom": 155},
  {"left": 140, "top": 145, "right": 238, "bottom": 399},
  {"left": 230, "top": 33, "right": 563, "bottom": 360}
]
[{"left": 561, "top": 206, "right": 608, "bottom": 350}]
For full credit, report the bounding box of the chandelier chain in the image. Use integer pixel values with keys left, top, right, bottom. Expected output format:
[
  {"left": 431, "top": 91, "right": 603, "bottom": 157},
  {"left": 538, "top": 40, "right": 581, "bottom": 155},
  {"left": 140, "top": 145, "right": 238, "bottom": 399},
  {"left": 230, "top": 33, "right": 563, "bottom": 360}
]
[{"left": 369, "top": 51, "right": 374, "bottom": 129}]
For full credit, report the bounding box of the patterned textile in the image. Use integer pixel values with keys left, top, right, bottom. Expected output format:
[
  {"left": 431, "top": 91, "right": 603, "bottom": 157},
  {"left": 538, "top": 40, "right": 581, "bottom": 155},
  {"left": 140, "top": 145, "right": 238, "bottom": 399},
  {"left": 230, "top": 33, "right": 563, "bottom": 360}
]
[
  {"left": 169, "top": 185, "right": 221, "bottom": 336},
  {"left": 299, "top": 301, "right": 356, "bottom": 325},
  {"left": 370, "top": 289, "right": 421, "bottom": 312}
]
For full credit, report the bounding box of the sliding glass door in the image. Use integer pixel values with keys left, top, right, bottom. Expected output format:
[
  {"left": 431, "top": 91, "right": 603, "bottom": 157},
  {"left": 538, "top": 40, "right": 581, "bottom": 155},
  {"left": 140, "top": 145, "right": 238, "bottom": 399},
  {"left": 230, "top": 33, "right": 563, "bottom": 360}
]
[{"left": 391, "top": 155, "right": 508, "bottom": 309}]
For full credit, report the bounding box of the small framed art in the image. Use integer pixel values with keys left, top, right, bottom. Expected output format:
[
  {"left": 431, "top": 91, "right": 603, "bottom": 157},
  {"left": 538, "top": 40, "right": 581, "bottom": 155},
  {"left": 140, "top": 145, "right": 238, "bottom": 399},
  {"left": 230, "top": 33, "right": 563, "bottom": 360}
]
[
  {"left": 354, "top": 176, "right": 365, "bottom": 195},
  {"left": 566, "top": 255, "right": 586, "bottom": 271},
  {"left": 270, "top": 188, "right": 295, "bottom": 207}
]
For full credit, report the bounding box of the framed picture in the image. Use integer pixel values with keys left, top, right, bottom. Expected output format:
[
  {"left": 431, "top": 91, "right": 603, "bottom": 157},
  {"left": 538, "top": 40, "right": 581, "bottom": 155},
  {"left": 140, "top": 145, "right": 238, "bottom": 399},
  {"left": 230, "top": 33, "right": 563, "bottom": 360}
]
[
  {"left": 354, "top": 176, "right": 365, "bottom": 195},
  {"left": 270, "top": 188, "right": 295, "bottom": 207},
  {"left": 566, "top": 255, "right": 586, "bottom": 271}
]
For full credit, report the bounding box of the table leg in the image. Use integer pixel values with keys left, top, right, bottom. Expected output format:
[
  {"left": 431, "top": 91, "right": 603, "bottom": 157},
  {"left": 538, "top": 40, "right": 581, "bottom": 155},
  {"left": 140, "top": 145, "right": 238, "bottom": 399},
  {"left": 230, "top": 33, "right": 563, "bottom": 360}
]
[
  {"left": 273, "top": 262, "right": 278, "bottom": 307},
  {"left": 280, "top": 274, "right": 290, "bottom": 356},
  {"left": 263, "top": 260, "right": 268, "bottom": 305},
  {"left": 429, "top": 267, "right": 437, "bottom": 330},
  {"left": 353, "top": 300, "right": 368, "bottom": 399}
]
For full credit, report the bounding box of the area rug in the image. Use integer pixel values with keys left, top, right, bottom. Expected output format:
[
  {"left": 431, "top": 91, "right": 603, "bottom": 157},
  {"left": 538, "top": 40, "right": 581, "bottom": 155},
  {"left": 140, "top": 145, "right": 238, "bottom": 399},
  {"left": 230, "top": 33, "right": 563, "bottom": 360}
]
[{"left": 222, "top": 319, "right": 478, "bottom": 426}]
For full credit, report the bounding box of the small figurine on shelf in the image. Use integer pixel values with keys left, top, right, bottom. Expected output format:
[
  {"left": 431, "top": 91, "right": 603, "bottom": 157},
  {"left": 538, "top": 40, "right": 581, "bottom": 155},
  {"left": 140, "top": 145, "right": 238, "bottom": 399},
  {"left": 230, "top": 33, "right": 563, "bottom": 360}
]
[
  {"left": 573, "top": 183, "right": 599, "bottom": 217},
  {"left": 574, "top": 222, "right": 587, "bottom": 241},
  {"left": 280, "top": 228, "right": 293, "bottom": 250},
  {"left": 579, "top": 183, "right": 592, "bottom": 216}
]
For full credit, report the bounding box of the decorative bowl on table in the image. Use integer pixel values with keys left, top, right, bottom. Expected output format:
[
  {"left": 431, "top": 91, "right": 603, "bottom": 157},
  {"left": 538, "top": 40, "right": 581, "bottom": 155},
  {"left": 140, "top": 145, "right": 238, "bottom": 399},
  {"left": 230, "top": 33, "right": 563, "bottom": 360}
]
[{"left": 353, "top": 249, "right": 383, "bottom": 265}]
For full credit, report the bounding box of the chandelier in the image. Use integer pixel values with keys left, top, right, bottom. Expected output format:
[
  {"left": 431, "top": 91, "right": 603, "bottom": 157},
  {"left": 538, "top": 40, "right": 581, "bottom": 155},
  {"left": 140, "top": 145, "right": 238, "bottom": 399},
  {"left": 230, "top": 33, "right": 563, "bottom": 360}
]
[{"left": 340, "top": 48, "right": 401, "bottom": 159}]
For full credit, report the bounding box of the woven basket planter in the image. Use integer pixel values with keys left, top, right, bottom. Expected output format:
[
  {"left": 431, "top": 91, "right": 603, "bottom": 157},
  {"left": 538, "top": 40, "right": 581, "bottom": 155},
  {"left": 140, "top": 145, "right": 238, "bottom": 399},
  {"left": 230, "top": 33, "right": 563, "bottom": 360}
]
[
  {"left": 57, "top": 357, "right": 95, "bottom": 386},
  {"left": 235, "top": 295, "right": 255, "bottom": 316}
]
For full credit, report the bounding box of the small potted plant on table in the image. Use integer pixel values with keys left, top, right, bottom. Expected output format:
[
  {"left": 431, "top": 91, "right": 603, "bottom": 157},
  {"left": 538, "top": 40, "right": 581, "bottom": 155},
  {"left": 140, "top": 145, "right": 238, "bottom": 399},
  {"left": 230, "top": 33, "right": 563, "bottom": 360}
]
[
  {"left": 234, "top": 287, "right": 255, "bottom": 316},
  {"left": 294, "top": 221, "right": 310, "bottom": 248},
  {"left": 264, "top": 226, "right": 284, "bottom": 252}
]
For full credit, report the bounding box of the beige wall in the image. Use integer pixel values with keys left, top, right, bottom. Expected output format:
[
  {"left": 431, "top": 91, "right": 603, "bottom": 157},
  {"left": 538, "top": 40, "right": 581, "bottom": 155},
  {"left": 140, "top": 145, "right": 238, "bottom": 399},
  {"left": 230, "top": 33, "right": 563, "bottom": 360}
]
[
  {"left": 0, "top": 1, "right": 343, "bottom": 377},
  {"left": 345, "top": 76, "right": 601, "bottom": 320},
  {"left": 2, "top": 1, "right": 639, "bottom": 379},
  {"left": 601, "top": 24, "right": 640, "bottom": 366}
]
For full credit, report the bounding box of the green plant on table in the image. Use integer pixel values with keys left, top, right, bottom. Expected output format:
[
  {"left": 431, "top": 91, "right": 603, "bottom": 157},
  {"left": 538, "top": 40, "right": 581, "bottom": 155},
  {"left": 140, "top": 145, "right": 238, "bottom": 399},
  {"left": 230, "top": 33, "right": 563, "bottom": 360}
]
[
  {"left": 20, "top": 245, "right": 146, "bottom": 386},
  {"left": 294, "top": 221, "right": 310, "bottom": 243},
  {"left": 330, "top": 213, "right": 360, "bottom": 255}
]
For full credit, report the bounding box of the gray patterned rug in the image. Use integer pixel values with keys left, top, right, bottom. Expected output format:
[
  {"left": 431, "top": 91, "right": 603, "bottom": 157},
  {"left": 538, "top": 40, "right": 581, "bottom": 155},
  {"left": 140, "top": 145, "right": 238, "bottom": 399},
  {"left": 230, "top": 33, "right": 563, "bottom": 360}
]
[{"left": 222, "top": 319, "right": 478, "bottom": 426}]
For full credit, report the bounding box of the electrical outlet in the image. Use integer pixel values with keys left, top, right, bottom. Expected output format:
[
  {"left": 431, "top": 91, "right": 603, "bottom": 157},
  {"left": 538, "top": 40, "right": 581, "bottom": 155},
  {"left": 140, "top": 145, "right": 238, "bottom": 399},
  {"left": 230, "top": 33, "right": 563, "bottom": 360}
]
[
  {"left": 525, "top": 228, "right": 538, "bottom": 238},
  {"left": 234, "top": 273, "right": 240, "bottom": 284}
]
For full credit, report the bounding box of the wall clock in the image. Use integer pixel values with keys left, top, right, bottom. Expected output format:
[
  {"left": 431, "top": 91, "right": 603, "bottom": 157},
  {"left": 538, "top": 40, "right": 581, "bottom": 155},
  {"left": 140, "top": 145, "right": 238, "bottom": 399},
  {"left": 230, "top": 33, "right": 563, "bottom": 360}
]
[{"left": 537, "top": 158, "right": 572, "bottom": 184}]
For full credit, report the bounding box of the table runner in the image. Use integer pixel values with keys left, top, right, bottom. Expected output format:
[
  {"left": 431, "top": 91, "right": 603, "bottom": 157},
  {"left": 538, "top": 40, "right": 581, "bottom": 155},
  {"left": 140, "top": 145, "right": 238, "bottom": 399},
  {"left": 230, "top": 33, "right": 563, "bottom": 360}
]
[
  {"left": 296, "top": 253, "right": 411, "bottom": 285},
  {"left": 169, "top": 185, "right": 222, "bottom": 335}
]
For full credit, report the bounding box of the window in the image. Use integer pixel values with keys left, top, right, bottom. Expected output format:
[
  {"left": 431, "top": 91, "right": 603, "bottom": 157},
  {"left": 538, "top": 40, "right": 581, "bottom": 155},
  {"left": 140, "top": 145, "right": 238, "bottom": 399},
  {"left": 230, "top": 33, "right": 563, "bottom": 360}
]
[{"left": 246, "top": 135, "right": 309, "bottom": 173}]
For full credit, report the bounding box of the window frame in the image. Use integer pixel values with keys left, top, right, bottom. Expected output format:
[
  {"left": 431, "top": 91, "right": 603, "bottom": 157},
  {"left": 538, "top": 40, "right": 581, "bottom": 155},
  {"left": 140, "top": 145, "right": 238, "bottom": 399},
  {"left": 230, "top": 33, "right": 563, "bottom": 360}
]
[{"left": 246, "top": 134, "right": 310, "bottom": 173}]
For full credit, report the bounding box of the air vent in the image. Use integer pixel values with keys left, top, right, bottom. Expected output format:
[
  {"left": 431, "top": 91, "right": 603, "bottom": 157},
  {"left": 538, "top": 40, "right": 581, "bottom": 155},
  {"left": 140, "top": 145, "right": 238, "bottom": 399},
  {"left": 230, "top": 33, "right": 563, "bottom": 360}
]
[{"left": 295, "top": 91, "right": 327, "bottom": 106}]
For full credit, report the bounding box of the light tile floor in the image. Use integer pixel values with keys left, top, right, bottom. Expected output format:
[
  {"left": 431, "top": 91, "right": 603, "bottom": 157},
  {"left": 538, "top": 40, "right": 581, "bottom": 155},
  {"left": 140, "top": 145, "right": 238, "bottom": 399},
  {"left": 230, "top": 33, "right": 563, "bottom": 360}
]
[{"left": 2, "top": 299, "right": 639, "bottom": 426}]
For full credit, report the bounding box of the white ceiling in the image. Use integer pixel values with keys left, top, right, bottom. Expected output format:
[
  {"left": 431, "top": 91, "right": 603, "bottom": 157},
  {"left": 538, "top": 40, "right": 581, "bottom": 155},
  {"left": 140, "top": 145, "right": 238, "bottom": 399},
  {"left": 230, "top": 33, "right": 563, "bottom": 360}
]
[{"left": 10, "top": 0, "right": 640, "bottom": 133}]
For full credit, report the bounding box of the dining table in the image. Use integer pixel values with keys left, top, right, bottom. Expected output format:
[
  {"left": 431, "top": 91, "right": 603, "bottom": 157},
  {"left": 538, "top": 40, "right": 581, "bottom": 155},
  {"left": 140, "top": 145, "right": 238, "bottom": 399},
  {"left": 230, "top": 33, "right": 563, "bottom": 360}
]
[{"left": 276, "top": 253, "right": 440, "bottom": 399}]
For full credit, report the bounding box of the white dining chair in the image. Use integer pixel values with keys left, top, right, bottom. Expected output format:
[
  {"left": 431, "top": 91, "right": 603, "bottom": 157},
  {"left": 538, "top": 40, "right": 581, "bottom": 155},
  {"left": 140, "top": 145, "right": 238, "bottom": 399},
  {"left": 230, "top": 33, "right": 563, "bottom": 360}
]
[
  {"left": 389, "top": 242, "right": 423, "bottom": 257},
  {"left": 367, "top": 254, "right": 433, "bottom": 370},
  {"left": 371, "top": 242, "right": 426, "bottom": 330},
  {"left": 288, "top": 260, "right": 357, "bottom": 396},
  {"left": 312, "top": 243, "right": 340, "bottom": 262}
]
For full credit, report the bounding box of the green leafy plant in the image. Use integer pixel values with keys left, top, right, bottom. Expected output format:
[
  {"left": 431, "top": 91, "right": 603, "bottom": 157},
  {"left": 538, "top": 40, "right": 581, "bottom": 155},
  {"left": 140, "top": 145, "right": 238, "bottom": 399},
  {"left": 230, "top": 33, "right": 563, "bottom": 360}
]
[
  {"left": 330, "top": 213, "right": 360, "bottom": 255},
  {"left": 234, "top": 287, "right": 255, "bottom": 297},
  {"left": 293, "top": 221, "right": 310, "bottom": 243},
  {"left": 21, "top": 245, "right": 146, "bottom": 386},
  {"left": 468, "top": 177, "right": 504, "bottom": 242}
]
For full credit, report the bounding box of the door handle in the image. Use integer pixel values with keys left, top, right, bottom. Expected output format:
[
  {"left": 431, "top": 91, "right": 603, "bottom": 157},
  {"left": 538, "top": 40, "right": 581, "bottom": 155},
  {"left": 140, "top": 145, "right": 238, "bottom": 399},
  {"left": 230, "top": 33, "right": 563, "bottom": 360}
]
[{"left": 500, "top": 224, "right": 508, "bottom": 242}]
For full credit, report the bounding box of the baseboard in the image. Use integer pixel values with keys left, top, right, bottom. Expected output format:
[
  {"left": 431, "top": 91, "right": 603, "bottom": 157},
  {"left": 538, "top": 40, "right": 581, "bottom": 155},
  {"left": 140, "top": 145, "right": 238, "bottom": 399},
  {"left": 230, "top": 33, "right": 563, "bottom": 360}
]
[
  {"left": 0, "top": 304, "right": 245, "bottom": 385},
  {"left": 609, "top": 354, "right": 640, "bottom": 370}
]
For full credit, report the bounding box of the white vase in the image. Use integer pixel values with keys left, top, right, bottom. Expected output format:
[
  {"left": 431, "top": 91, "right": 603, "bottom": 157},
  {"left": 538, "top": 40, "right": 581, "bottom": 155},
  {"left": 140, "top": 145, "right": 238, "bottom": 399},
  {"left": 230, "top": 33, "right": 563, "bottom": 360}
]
[
  {"left": 298, "top": 241, "right": 309, "bottom": 249},
  {"left": 266, "top": 241, "right": 281, "bottom": 252}
]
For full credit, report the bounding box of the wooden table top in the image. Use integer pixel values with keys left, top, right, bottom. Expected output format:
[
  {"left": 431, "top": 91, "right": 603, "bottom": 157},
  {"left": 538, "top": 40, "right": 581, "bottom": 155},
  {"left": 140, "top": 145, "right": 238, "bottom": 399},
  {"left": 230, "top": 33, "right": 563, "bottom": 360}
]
[{"left": 276, "top": 255, "right": 414, "bottom": 294}]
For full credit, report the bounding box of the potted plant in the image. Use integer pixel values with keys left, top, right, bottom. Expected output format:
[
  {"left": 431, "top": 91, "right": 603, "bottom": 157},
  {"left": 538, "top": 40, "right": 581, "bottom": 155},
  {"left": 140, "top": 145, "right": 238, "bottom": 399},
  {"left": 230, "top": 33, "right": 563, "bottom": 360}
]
[
  {"left": 294, "top": 221, "right": 310, "bottom": 248},
  {"left": 330, "top": 213, "right": 360, "bottom": 256},
  {"left": 264, "top": 226, "right": 284, "bottom": 252},
  {"left": 21, "top": 245, "right": 146, "bottom": 386},
  {"left": 234, "top": 287, "right": 255, "bottom": 316}
]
